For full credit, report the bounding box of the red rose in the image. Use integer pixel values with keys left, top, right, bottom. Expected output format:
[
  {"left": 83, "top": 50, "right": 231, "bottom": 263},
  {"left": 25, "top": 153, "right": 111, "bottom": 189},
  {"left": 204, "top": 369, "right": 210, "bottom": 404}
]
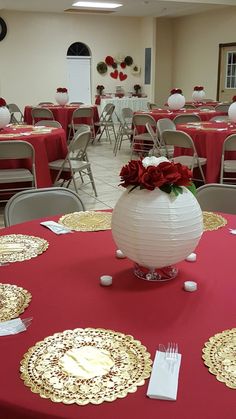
[
  {"left": 57, "top": 87, "right": 67, "bottom": 93},
  {"left": 232, "top": 95, "right": 236, "bottom": 102},
  {"left": 140, "top": 166, "right": 165, "bottom": 190},
  {"left": 170, "top": 88, "right": 182, "bottom": 95},
  {"left": 0, "top": 97, "right": 6, "bottom": 107},
  {"left": 120, "top": 160, "right": 144, "bottom": 187},
  {"left": 174, "top": 163, "right": 192, "bottom": 186},
  {"left": 158, "top": 162, "right": 181, "bottom": 184},
  {"left": 194, "top": 86, "right": 204, "bottom": 91},
  {"left": 120, "top": 62, "right": 126, "bottom": 69},
  {"left": 105, "top": 56, "right": 114, "bottom": 66}
]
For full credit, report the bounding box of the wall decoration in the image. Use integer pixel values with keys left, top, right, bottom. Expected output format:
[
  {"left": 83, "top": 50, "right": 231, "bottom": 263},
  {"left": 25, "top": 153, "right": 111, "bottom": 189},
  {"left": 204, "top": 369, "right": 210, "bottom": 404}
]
[
  {"left": 97, "top": 61, "right": 108, "bottom": 75},
  {"left": 110, "top": 69, "right": 118, "bottom": 79},
  {"left": 131, "top": 65, "right": 141, "bottom": 75},
  {"left": 124, "top": 56, "right": 133, "bottom": 66},
  {"left": 119, "top": 72, "right": 127, "bottom": 81},
  {"left": 105, "top": 56, "right": 114, "bottom": 66}
]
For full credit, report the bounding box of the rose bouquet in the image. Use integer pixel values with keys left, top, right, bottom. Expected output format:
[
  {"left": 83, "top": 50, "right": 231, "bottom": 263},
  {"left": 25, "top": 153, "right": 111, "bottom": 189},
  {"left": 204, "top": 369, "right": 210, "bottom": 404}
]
[
  {"left": 134, "top": 84, "right": 141, "bottom": 93},
  {"left": 120, "top": 156, "right": 195, "bottom": 196},
  {"left": 56, "top": 87, "right": 68, "bottom": 93},
  {"left": 0, "top": 98, "right": 7, "bottom": 107},
  {"left": 170, "top": 88, "right": 183, "bottom": 95},
  {"left": 193, "top": 86, "right": 204, "bottom": 91},
  {"left": 97, "top": 85, "right": 105, "bottom": 95}
]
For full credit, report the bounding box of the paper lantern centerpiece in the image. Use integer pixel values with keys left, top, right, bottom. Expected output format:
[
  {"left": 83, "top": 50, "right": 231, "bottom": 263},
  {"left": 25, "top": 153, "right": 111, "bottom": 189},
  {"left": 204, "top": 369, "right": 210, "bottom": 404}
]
[
  {"left": 228, "top": 96, "right": 236, "bottom": 122},
  {"left": 0, "top": 97, "right": 11, "bottom": 129},
  {"left": 55, "top": 88, "right": 69, "bottom": 106},
  {"left": 192, "top": 86, "right": 206, "bottom": 103},
  {"left": 167, "top": 88, "right": 185, "bottom": 110}
]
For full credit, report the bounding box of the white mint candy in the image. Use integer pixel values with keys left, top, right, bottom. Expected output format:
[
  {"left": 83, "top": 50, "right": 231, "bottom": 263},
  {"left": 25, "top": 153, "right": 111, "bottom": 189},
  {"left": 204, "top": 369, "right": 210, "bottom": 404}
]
[
  {"left": 184, "top": 281, "right": 197, "bottom": 292},
  {"left": 185, "top": 253, "right": 197, "bottom": 262},
  {"left": 100, "top": 275, "right": 113, "bottom": 286},
  {"left": 116, "top": 249, "right": 126, "bottom": 259}
]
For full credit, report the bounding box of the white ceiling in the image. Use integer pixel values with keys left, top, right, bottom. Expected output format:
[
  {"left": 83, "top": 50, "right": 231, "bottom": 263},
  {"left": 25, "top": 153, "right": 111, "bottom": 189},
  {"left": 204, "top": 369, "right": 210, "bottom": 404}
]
[{"left": 0, "top": 0, "right": 236, "bottom": 18}]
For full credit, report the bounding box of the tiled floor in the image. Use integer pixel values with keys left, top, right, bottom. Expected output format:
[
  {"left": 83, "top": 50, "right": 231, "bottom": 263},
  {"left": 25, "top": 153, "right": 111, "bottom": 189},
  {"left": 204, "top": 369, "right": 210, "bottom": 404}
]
[{"left": 0, "top": 137, "right": 132, "bottom": 227}]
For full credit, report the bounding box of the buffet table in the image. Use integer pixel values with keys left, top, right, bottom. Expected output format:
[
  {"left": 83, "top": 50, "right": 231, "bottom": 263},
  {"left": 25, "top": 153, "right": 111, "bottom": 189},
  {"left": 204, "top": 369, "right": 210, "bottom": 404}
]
[
  {"left": 0, "top": 212, "right": 235, "bottom": 419},
  {"left": 24, "top": 105, "right": 99, "bottom": 132},
  {"left": 175, "top": 121, "right": 236, "bottom": 183},
  {"left": 0, "top": 125, "right": 67, "bottom": 187}
]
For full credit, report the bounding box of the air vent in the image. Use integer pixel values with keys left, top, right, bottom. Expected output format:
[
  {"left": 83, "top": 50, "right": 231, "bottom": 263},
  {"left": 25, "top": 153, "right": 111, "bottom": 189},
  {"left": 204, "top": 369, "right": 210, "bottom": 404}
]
[{"left": 64, "top": 8, "right": 115, "bottom": 14}]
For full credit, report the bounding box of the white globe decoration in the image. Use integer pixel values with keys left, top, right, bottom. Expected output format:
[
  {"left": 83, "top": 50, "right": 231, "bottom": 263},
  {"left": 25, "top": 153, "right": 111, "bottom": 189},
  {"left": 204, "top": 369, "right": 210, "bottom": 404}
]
[
  {"left": 228, "top": 101, "right": 236, "bottom": 122},
  {"left": 55, "top": 91, "right": 69, "bottom": 106},
  {"left": 0, "top": 106, "right": 11, "bottom": 129},
  {"left": 111, "top": 186, "right": 203, "bottom": 281},
  {"left": 167, "top": 93, "right": 185, "bottom": 110},
  {"left": 192, "top": 89, "right": 206, "bottom": 103}
]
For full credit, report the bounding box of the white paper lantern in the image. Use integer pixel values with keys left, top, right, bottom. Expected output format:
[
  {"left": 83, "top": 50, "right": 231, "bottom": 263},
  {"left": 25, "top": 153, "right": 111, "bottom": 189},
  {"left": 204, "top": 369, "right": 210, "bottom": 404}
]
[
  {"left": 228, "top": 101, "right": 236, "bottom": 122},
  {"left": 167, "top": 93, "right": 185, "bottom": 110},
  {"left": 111, "top": 187, "right": 203, "bottom": 280},
  {"left": 0, "top": 106, "right": 11, "bottom": 129},
  {"left": 192, "top": 89, "right": 206, "bottom": 102},
  {"left": 55, "top": 92, "right": 69, "bottom": 106}
]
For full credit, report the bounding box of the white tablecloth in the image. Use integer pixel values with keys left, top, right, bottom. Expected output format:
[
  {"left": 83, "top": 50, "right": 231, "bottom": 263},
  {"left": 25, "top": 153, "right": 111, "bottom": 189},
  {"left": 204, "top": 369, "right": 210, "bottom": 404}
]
[{"left": 100, "top": 97, "right": 149, "bottom": 122}]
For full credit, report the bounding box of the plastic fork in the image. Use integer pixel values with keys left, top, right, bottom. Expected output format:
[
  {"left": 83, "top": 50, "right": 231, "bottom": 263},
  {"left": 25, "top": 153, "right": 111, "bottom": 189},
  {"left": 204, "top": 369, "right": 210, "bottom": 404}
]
[{"left": 165, "top": 342, "right": 178, "bottom": 373}]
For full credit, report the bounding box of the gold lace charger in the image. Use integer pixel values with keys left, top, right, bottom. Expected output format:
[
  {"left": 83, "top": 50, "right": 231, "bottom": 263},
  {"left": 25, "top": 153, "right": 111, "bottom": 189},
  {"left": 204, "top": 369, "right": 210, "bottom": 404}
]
[
  {"left": 0, "top": 283, "right": 31, "bottom": 321},
  {"left": 203, "top": 211, "right": 227, "bottom": 231},
  {"left": 59, "top": 211, "right": 112, "bottom": 232},
  {"left": 20, "top": 327, "right": 152, "bottom": 405},
  {"left": 202, "top": 328, "right": 236, "bottom": 389},
  {"left": 0, "top": 234, "right": 49, "bottom": 263}
]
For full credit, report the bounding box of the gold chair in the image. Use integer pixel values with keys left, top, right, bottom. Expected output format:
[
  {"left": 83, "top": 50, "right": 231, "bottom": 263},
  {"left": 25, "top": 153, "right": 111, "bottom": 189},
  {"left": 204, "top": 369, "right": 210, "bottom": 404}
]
[
  {"left": 68, "top": 106, "right": 95, "bottom": 142},
  {"left": 7, "top": 103, "right": 24, "bottom": 124},
  {"left": 173, "top": 114, "right": 201, "bottom": 125},
  {"left": 220, "top": 134, "right": 236, "bottom": 184},
  {"left": 31, "top": 107, "right": 54, "bottom": 125},
  {"left": 196, "top": 183, "right": 236, "bottom": 214}
]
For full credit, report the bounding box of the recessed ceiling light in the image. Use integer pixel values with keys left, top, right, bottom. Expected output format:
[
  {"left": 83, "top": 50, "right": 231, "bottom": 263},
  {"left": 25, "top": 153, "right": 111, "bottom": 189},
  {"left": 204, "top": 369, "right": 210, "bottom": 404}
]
[{"left": 72, "top": 2, "right": 122, "bottom": 9}]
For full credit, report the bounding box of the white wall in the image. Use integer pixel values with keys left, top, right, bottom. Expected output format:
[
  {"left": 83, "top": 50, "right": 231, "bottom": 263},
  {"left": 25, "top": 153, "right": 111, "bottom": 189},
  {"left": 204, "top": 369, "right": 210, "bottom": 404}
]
[
  {"left": 140, "top": 17, "right": 156, "bottom": 101},
  {"left": 0, "top": 10, "right": 148, "bottom": 108},
  {"left": 155, "top": 18, "right": 173, "bottom": 106}
]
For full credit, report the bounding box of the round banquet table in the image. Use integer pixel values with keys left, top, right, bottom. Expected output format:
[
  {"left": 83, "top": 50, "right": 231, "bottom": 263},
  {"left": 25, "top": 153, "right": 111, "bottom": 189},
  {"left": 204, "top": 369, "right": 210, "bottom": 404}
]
[
  {"left": 175, "top": 121, "right": 236, "bottom": 183},
  {"left": 0, "top": 212, "right": 235, "bottom": 419},
  {"left": 24, "top": 105, "right": 99, "bottom": 132},
  {"left": 0, "top": 125, "right": 67, "bottom": 187},
  {"left": 137, "top": 108, "right": 228, "bottom": 123}
]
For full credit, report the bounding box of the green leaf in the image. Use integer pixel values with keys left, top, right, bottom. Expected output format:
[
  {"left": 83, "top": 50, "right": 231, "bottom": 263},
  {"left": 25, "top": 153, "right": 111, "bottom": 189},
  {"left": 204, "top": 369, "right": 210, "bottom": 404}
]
[
  {"left": 172, "top": 185, "right": 183, "bottom": 196},
  {"left": 187, "top": 182, "right": 196, "bottom": 196}
]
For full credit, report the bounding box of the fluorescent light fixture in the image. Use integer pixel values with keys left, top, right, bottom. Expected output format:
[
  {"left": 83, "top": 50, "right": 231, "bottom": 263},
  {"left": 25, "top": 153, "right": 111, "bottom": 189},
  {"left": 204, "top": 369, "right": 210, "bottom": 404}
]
[{"left": 72, "top": 2, "right": 122, "bottom": 9}]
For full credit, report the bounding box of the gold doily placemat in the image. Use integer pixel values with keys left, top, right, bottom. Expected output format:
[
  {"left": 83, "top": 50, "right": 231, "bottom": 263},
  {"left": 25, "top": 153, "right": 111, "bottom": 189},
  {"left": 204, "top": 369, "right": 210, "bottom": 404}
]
[
  {"left": 202, "top": 328, "right": 236, "bottom": 389},
  {"left": 20, "top": 328, "right": 152, "bottom": 405},
  {"left": 0, "top": 283, "right": 31, "bottom": 321},
  {"left": 203, "top": 211, "right": 227, "bottom": 231},
  {"left": 0, "top": 234, "right": 49, "bottom": 263},
  {"left": 59, "top": 211, "right": 112, "bottom": 232}
]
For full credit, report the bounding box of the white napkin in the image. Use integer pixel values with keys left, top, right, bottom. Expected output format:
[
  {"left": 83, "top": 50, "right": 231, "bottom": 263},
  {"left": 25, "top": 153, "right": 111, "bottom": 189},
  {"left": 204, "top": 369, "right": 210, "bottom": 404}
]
[
  {"left": 40, "top": 221, "right": 72, "bottom": 234},
  {"left": 147, "top": 350, "right": 182, "bottom": 401},
  {"left": 0, "top": 318, "right": 32, "bottom": 336}
]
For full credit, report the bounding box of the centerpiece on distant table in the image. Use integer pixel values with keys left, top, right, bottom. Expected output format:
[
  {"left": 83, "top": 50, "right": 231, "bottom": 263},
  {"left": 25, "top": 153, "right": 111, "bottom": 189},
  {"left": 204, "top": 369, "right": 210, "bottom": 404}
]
[
  {"left": 111, "top": 157, "right": 203, "bottom": 281},
  {"left": 192, "top": 86, "right": 206, "bottom": 102},
  {"left": 167, "top": 88, "right": 185, "bottom": 110},
  {"left": 134, "top": 84, "right": 141, "bottom": 95},
  {"left": 0, "top": 97, "right": 11, "bottom": 129},
  {"left": 228, "top": 95, "right": 236, "bottom": 122},
  {"left": 97, "top": 85, "right": 105, "bottom": 95},
  {"left": 55, "top": 87, "right": 69, "bottom": 106}
]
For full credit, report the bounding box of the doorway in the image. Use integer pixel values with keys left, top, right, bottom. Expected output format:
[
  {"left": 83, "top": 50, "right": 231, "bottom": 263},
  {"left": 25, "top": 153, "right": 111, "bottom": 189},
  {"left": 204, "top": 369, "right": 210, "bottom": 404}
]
[
  {"left": 66, "top": 42, "right": 91, "bottom": 104},
  {"left": 217, "top": 43, "right": 236, "bottom": 102}
]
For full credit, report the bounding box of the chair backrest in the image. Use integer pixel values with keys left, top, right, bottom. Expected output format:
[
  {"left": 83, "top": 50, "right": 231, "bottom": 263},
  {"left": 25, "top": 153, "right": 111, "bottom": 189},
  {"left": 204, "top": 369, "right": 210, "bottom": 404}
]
[
  {"left": 0, "top": 140, "right": 35, "bottom": 160},
  {"left": 122, "top": 107, "right": 133, "bottom": 120},
  {"left": 7, "top": 103, "right": 24, "bottom": 123},
  {"left": 162, "top": 130, "right": 196, "bottom": 151},
  {"left": 196, "top": 183, "right": 236, "bottom": 214},
  {"left": 38, "top": 102, "right": 54, "bottom": 105},
  {"left": 31, "top": 107, "right": 54, "bottom": 124},
  {"left": 70, "top": 102, "right": 84, "bottom": 105},
  {"left": 215, "top": 104, "right": 230, "bottom": 112},
  {"left": 4, "top": 187, "right": 85, "bottom": 226},
  {"left": 222, "top": 134, "right": 236, "bottom": 152},
  {"left": 184, "top": 104, "right": 196, "bottom": 109},
  {"left": 69, "top": 129, "right": 91, "bottom": 159},
  {"left": 146, "top": 122, "right": 161, "bottom": 149},
  {"left": 173, "top": 114, "right": 201, "bottom": 124},
  {"left": 35, "top": 120, "right": 62, "bottom": 128},
  {"left": 147, "top": 102, "right": 158, "bottom": 110},
  {"left": 100, "top": 103, "right": 115, "bottom": 122},
  {"left": 198, "top": 105, "right": 215, "bottom": 110},
  {"left": 157, "top": 118, "right": 176, "bottom": 135},
  {"left": 71, "top": 107, "right": 93, "bottom": 120},
  {"left": 132, "top": 113, "right": 156, "bottom": 128},
  {"left": 209, "top": 116, "right": 229, "bottom": 122}
]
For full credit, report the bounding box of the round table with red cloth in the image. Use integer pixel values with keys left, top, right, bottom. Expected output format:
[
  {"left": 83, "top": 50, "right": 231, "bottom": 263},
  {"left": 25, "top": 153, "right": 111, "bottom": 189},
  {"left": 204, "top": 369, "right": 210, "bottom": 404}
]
[
  {"left": 185, "top": 101, "right": 221, "bottom": 108},
  {"left": 138, "top": 108, "right": 228, "bottom": 123},
  {"left": 0, "top": 125, "right": 67, "bottom": 187},
  {"left": 0, "top": 212, "right": 235, "bottom": 419},
  {"left": 175, "top": 121, "right": 236, "bottom": 183},
  {"left": 24, "top": 104, "right": 99, "bottom": 132}
]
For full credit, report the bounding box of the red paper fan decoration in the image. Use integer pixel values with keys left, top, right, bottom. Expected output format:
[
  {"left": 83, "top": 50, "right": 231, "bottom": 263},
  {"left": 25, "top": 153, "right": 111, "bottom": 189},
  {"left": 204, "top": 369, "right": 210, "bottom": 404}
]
[{"left": 105, "top": 56, "right": 114, "bottom": 66}]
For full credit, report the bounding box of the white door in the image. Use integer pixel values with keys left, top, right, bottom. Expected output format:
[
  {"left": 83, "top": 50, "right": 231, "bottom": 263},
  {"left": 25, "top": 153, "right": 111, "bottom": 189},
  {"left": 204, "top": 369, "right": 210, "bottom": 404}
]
[
  {"left": 219, "top": 44, "right": 236, "bottom": 102},
  {"left": 67, "top": 57, "right": 91, "bottom": 104}
]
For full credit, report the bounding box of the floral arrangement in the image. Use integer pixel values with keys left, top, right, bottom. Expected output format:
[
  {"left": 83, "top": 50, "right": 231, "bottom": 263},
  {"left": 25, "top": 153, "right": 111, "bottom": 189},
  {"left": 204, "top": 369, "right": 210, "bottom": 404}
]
[
  {"left": 97, "top": 54, "right": 138, "bottom": 81},
  {"left": 194, "top": 86, "right": 204, "bottom": 91},
  {"left": 97, "top": 85, "right": 105, "bottom": 95},
  {"left": 170, "top": 88, "right": 182, "bottom": 95},
  {"left": 0, "top": 98, "right": 6, "bottom": 107},
  {"left": 120, "top": 156, "right": 194, "bottom": 196},
  {"left": 232, "top": 95, "right": 236, "bottom": 102},
  {"left": 56, "top": 87, "right": 68, "bottom": 93},
  {"left": 134, "top": 84, "right": 141, "bottom": 92}
]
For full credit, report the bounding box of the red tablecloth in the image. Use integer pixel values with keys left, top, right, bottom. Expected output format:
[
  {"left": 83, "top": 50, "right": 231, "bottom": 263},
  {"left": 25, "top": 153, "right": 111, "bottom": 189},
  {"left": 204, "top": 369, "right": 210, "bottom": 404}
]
[
  {"left": 0, "top": 126, "right": 67, "bottom": 187},
  {"left": 175, "top": 121, "right": 236, "bottom": 183},
  {"left": 0, "top": 213, "right": 235, "bottom": 419},
  {"left": 185, "top": 101, "right": 221, "bottom": 108},
  {"left": 141, "top": 108, "right": 227, "bottom": 122},
  {"left": 24, "top": 105, "right": 99, "bottom": 132}
]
